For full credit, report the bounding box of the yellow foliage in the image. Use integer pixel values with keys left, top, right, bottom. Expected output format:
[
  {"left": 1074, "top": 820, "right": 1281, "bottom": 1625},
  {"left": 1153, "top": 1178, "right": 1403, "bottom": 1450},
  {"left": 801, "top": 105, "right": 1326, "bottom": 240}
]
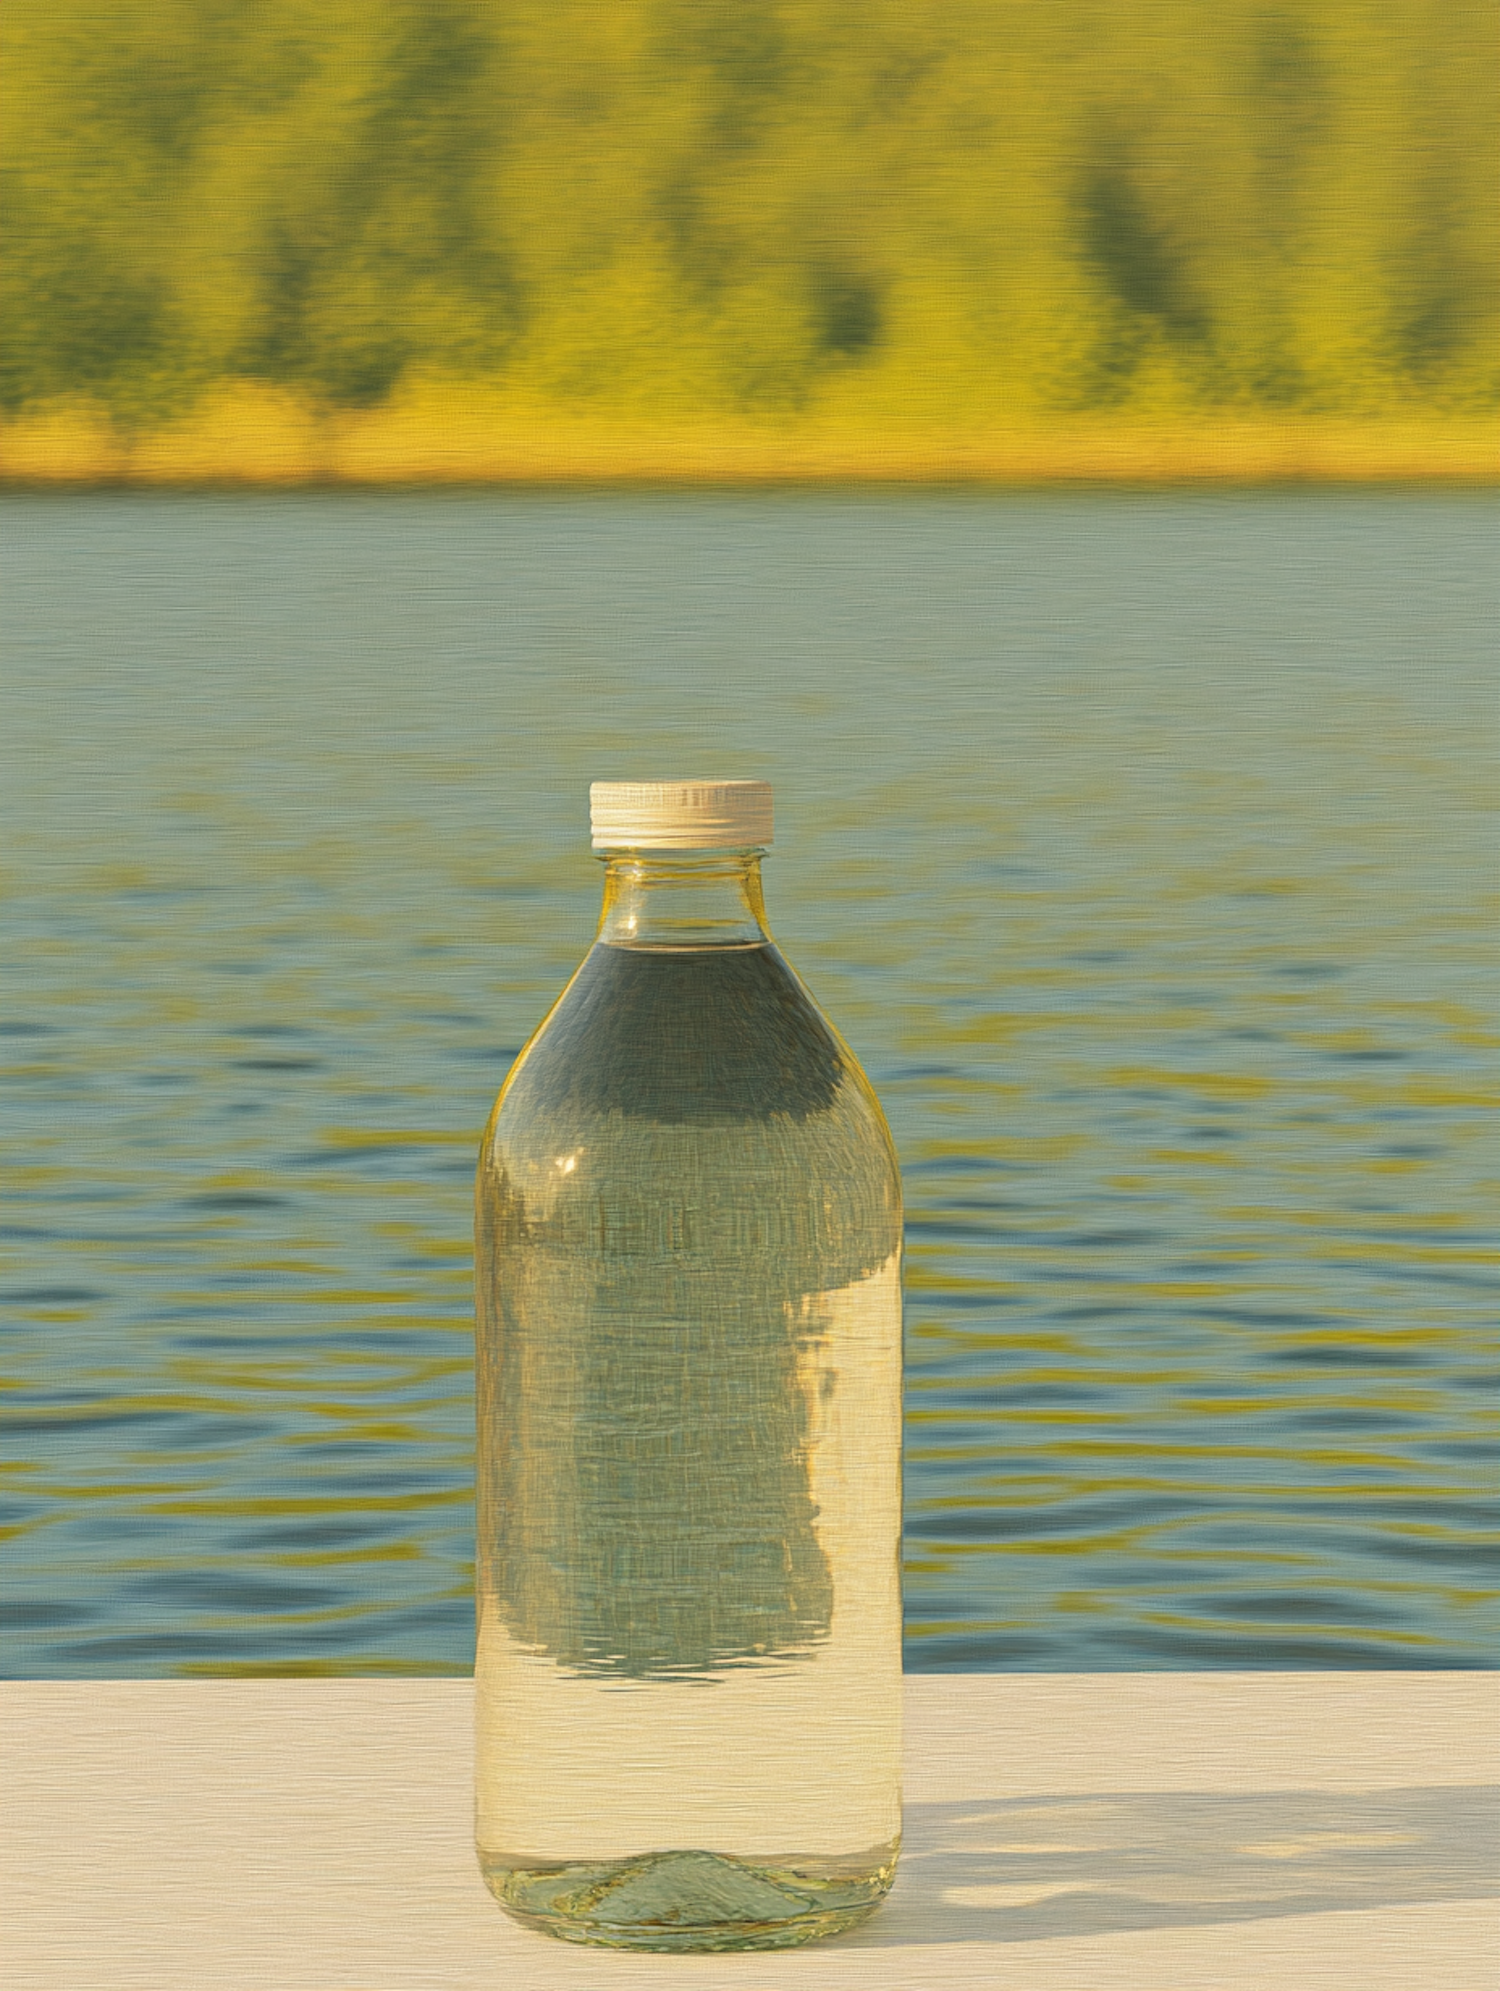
[{"left": 1, "top": 0, "right": 1496, "bottom": 475}]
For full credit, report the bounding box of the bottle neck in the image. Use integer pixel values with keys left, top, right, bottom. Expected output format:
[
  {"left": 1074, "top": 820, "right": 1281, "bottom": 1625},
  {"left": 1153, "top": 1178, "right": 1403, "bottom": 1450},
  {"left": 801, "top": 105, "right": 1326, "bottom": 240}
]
[{"left": 595, "top": 849, "right": 772, "bottom": 950}]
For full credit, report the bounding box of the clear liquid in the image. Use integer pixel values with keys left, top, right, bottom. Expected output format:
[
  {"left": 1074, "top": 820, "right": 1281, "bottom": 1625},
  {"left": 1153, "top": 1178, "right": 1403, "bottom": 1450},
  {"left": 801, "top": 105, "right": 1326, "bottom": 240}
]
[{"left": 475, "top": 938, "right": 903, "bottom": 1950}]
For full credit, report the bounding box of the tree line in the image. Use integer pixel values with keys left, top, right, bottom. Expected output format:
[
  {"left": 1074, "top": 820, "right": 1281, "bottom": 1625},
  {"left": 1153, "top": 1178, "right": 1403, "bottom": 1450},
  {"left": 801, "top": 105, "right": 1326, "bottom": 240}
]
[{"left": 3, "top": 0, "right": 1495, "bottom": 423}]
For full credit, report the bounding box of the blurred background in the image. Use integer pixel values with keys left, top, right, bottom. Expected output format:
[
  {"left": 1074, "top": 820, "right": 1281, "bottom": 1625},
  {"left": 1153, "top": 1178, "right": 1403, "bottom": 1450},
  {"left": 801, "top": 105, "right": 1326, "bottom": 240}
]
[
  {"left": 1, "top": 4, "right": 1496, "bottom": 1681},
  {"left": 1, "top": 0, "right": 1497, "bottom": 469}
]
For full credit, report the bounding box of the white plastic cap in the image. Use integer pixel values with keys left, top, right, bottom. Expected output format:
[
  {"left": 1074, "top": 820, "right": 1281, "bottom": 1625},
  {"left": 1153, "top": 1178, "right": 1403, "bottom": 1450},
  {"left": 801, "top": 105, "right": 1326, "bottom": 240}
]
[{"left": 589, "top": 779, "right": 774, "bottom": 851}]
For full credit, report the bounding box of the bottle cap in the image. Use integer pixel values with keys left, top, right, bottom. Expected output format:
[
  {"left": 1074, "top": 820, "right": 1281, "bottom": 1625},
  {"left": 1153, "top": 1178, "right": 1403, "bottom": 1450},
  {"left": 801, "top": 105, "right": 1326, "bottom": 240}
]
[{"left": 590, "top": 779, "right": 774, "bottom": 851}]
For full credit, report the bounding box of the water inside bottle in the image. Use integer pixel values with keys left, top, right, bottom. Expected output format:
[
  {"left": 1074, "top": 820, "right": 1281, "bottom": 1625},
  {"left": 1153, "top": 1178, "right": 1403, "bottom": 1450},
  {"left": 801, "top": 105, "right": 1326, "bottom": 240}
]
[{"left": 475, "top": 938, "right": 903, "bottom": 1949}]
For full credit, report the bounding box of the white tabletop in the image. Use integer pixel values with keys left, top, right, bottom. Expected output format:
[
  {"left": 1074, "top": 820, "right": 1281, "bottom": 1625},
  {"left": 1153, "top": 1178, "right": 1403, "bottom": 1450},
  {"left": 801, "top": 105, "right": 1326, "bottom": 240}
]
[{"left": 4, "top": 1673, "right": 1496, "bottom": 1990}]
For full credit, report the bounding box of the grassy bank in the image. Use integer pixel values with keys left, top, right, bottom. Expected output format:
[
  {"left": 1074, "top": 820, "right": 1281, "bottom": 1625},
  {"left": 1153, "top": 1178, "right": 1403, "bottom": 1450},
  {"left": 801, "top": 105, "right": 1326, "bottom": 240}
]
[{"left": 3, "top": 388, "right": 1496, "bottom": 487}]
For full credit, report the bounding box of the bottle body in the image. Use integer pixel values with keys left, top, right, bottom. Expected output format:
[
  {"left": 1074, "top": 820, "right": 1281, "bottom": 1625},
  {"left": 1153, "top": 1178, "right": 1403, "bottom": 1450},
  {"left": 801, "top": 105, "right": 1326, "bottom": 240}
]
[{"left": 474, "top": 852, "right": 902, "bottom": 1951}]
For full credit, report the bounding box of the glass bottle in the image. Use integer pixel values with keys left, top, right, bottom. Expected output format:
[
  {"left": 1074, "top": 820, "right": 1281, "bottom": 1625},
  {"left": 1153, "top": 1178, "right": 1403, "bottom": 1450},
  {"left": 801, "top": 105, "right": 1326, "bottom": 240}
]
[{"left": 474, "top": 780, "right": 903, "bottom": 1952}]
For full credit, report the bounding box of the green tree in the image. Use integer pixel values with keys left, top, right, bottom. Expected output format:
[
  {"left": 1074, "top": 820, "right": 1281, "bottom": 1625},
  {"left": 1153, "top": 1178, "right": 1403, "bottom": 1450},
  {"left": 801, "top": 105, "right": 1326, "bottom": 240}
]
[{"left": 2, "top": 0, "right": 1495, "bottom": 422}]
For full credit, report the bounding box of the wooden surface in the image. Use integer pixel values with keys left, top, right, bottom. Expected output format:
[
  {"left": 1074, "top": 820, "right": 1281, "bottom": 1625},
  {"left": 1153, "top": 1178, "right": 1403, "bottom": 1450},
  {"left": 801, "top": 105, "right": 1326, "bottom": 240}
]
[{"left": 4, "top": 1674, "right": 1497, "bottom": 1989}]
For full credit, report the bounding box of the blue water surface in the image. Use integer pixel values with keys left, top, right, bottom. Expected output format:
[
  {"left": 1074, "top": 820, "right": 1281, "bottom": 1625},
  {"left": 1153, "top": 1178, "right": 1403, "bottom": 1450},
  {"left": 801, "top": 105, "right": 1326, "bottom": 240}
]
[{"left": 2, "top": 489, "right": 1496, "bottom": 1675}]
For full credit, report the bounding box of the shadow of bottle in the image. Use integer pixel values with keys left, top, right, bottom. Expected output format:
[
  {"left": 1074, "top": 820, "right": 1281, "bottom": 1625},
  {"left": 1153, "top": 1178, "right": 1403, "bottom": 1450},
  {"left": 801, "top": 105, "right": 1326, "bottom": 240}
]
[{"left": 833, "top": 1785, "right": 1500, "bottom": 1947}]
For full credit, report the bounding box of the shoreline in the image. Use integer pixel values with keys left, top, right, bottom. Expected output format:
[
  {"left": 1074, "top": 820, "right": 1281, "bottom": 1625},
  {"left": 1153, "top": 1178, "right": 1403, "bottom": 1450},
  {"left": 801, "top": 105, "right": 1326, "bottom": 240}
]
[{"left": 2, "top": 391, "right": 1497, "bottom": 489}]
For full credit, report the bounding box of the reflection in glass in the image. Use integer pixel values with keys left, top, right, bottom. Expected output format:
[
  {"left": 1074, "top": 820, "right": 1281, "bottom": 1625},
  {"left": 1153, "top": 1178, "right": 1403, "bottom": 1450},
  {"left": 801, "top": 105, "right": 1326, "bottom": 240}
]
[{"left": 475, "top": 887, "right": 903, "bottom": 1950}]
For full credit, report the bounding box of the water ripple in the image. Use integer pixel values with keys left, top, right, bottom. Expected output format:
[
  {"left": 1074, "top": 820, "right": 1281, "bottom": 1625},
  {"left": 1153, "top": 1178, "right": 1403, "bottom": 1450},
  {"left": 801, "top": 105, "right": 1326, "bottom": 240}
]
[{"left": 2, "top": 489, "right": 1496, "bottom": 1675}]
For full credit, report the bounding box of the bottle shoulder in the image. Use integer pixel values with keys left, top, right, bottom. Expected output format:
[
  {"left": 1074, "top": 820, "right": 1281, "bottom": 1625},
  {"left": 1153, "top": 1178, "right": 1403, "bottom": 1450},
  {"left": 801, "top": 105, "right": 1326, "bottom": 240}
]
[
  {"left": 478, "top": 941, "right": 900, "bottom": 1281},
  {"left": 489, "top": 939, "right": 891, "bottom": 1142}
]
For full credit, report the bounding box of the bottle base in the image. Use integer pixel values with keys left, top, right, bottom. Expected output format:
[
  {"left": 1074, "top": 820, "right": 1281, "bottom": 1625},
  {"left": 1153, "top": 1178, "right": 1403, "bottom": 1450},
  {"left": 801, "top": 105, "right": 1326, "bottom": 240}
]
[{"left": 482, "top": 1845, "right": 894, "bottom": 1952}]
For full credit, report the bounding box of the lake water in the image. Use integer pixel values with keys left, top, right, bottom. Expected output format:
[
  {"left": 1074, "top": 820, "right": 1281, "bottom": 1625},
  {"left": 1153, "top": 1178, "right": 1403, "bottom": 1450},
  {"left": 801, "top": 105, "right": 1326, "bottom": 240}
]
[{"left": 2, "top": 489, "right": 1496, "bottom": 1677}]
